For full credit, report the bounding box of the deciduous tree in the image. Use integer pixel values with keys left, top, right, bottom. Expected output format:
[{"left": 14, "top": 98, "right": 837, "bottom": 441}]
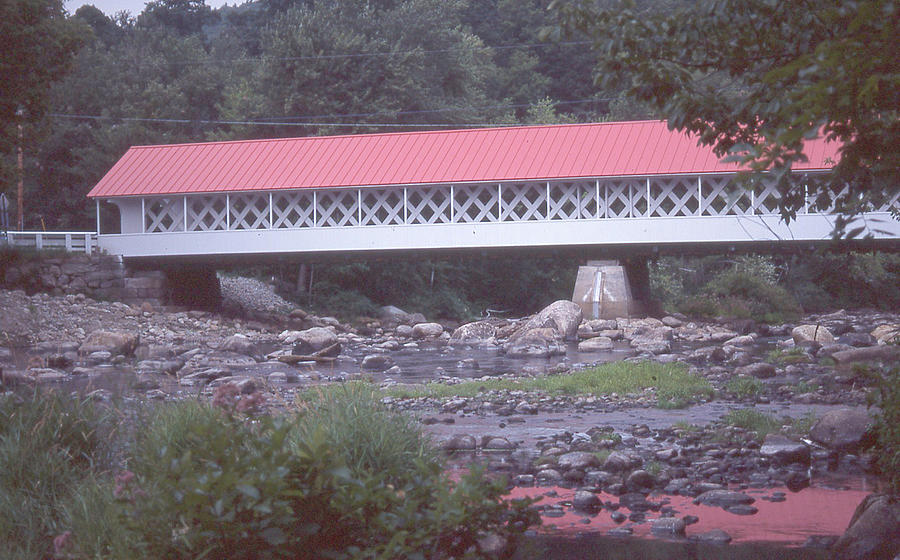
[{"left": 551, "top": 0, "right": 899, "bottom": 235}]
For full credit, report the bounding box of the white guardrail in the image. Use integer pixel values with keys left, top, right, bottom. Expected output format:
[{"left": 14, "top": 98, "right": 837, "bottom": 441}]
[{"left": 3, "top": 231, "right": 98, "bottom": 255}]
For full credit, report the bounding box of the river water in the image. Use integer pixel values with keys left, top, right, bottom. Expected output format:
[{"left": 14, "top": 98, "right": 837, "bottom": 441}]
[{"left": 2, "top": 335, "right": 881, "bottom": 556}]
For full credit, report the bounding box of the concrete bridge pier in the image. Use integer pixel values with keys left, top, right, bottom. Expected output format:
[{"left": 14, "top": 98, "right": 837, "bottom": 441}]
[
  {"left": 572, "top": 258, "right": 653, "bottom": 320},
  {"left": 121, "top": 264, "right": 221, "bottom": 310}
]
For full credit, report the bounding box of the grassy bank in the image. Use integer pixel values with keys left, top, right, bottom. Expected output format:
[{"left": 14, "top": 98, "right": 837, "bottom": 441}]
[{"left": 380, "top": 361, "right": 714, "bottom": 409}]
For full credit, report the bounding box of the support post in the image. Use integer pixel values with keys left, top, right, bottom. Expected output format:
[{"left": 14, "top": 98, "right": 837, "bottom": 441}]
[
  {"left": 141, "top": 198, "right": 146, "bottom": 233},
  {"left": 697, "top": 176, "right": 703, "bottom": 215},
  {"left": 450, "top": 185, "right": 455, "bottom": 222},
  {"left": 226, "top": 194, "right": 231, "bottom": 229},
  {"left": 183, "top": 196, "right": 188, "bottom": 231},
  {"left": 546, "top": 182, "right": 551, "bottom": 219}
]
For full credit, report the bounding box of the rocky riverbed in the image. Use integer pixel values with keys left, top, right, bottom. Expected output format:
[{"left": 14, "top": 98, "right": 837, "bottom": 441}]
[{"left": 1, "top": 276, "right": 898, "bottom": 556}]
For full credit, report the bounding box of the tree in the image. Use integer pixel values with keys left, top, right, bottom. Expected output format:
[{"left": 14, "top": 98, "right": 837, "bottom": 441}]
[
  {"left": 551, "top": 0, "right": 899, "bottom": 235},
  {"left": 0, "top": 0, "right": 87, "bottom": 199}
]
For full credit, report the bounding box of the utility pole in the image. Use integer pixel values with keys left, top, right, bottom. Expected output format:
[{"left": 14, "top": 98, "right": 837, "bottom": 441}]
[{"left": 16, "top": 107, "right": 24, "bottom": 231}]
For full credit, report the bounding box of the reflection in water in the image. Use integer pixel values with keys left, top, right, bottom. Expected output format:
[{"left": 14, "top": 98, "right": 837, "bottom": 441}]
[{"left": 507, "top": 485, "right": 867, "bottom": 546}]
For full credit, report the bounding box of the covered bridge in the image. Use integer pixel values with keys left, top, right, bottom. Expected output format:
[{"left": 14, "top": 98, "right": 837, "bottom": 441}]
[{"left": 86, "top": 120, "right": 897, "bottom": 260}]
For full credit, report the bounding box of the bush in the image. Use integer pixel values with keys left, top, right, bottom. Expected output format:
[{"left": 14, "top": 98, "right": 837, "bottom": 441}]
[
  {"left": 860, "top": 365, "right": 900, "bottom": 494},
  {"left": 677, "top": 263, "right": 802, "bottom": 323},
  {"left": 32, "top": 388, "right": 539, "bottom": 559}
]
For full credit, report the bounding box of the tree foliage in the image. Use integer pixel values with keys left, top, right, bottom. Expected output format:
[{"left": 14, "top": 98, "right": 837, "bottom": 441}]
[
  {"left": 551, "top": 0, "right": 900, "bottom": 234},
  {"left": 0, "top": 0, "right": 87, "bottom": 190}
]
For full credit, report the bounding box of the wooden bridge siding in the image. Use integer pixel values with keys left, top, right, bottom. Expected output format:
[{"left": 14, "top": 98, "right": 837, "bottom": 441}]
[{"left": 99, "top": 174, "right": 900, "bottom": 258}]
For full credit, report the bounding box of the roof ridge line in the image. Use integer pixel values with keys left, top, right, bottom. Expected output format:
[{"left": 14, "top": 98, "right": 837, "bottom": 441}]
[{"left": 127, "top": 119, "right": 667, "bottom": 150}]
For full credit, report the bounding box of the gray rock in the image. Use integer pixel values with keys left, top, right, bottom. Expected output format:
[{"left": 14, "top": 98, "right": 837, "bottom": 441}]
[
  {"left": 651, "top": 517, "right": 686, "bottom": 537},
  {"left": 360, "top": 354, "right": 395, "bottom": 371},
  {"left": 661, "top": 316, "right": 684, "bottom": 327},
  {"left": 572, "top": 490, "right": 602, "bottom": 511},
  {"left": 870, "top": 324, "right": 899, "bottom": 345},
  {"left": 734, "top": 362, "right": 776, "bottom": 379},
  {"left": 693, "top": 490, "right": 755, "bottom": 508},
  {"left": 838, "top": 332, "right": 877, "bottom": 347},
  {"left": 536, "top": 469, "right": 564, "bottom": 484},
  {"left": 441, "top": 435, "right": 477, "bottom": 451},
  {"left": 219, "top": 334, "right": 257, "bottom": 356},
  {"left": 760, "top": 434, "right": 810, "bottom": 466},
  {"left": 603, "top": 451, "right": 635, "bottom": 472},
  {"left": 578, "top": 336, "right": 614, "bottom": 352},
  {"left": 291, "top": 327, "right": 338, "bottom": 355},
  {"left": 558, "top": 451, "right": 600, "bottom": 471},
  {"left": 449, "top": 321, "right": 497, "bottom": 344},
  {"left": 504, "top": 328, "right": 566, "bottom": 358},
  {"left": 809, "top": 408, "right": 874, "bottom": 452},
  {"left": 481, "top": 436, "right": 516, "bottom": 450},
  {"left": 691, "top": 529, "right": 732, "bottom": 545},
  {"left": 514, "top": 300, "right": 583, "bottom": 342},
  {"left": 411, "top": 322, "right": 444, "bottom": 338},
  {"left": 833, "top": 494, "right": 900, "bottom": 560},
  {"left": 792, "top": 324, "right": 835, "bottom": 346},
  {"left": 832, "top": 345, "right": 900, "bottom": 365},
  {"left": 80, "top": 330, "right": 139, "bottom": 356},
  {"left": 625, "top": 469, "right": 655, "bottom": 492}
]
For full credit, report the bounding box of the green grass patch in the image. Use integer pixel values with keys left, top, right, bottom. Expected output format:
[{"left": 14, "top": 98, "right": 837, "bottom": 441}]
[
  {"left": 384, "top": 361, "right": 713, "bottom": 408},
  {"left": 721, "top": 409, "right": 783, "bottom": 440},
  {"left": 726, "top": 376, "right": 765, "bottom": 398},
  {"left": 767, "top": 347, "right": 812, "bottom": 364}
]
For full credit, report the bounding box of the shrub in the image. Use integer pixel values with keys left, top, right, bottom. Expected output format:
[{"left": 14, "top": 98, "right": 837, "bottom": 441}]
[
  {"left": 860, "top": 365, "right": 900, "bottom": 494},
  {"left": 67, "top": 390, "right": 540, "bottom": 559}
]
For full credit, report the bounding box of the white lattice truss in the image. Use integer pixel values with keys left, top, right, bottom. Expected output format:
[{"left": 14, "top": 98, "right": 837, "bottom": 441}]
[{"left": 139, "top": 174, "right": 898, "bottom": 234}]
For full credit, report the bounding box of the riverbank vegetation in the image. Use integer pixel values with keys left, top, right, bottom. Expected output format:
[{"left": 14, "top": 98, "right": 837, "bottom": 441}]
[
  {"left": 0, "top": 386, "right": 538, "bottom": 559},
  {"left": 377, "top": 360, "right": 713, "bottom": 409}
]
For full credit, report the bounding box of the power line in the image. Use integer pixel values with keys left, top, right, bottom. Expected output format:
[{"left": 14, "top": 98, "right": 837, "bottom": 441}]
[
  {"left": 47, "top": 97, "right": 614, "bottom": 127},
  {"left": 170, "top": 39, "right": 594, "bottom": 66},
  {"left": 47, "top": 114, "right": 521, "bottom": 128}
]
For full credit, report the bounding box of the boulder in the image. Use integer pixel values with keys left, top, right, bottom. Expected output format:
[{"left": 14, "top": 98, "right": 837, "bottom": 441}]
[
  {"left": 734, "top": 362, "right": 776, "bottom": 379},
  {"left": 625, "top": 469, "right": 656, "bottom": 492},
  {"left": 79, "top": 330, "right": 139, "bottom": 356},
  {"left": 651, "top": 517, "right": 686, "bottom": 537},
  {"left": 449, "top": 321, "right": 497, "bottom": 345},
  {"left": 871, "top": 323, "right": 900, "bottom": 345},
  {"left": 514, "top": 300, "right": 583, "bottom": 342},
  {"left": 411, "top": 322, "right": 444, "bottom": 339},
  {"left": 693, "top": 490, "right": 755, "bottom": 508},
  {"left": 809, "top": 408, "right": 874, "bottom": 452},
  {"left": 603, "top": 451, "right": 636, "bottom": 472},
  {"left": 578, "top": 336, "right": 614, "bottom": 352},
  {"left": 833, "top": 494, "right": 900, "bottom": 560},
  {"left": 691, "top": 529, "right": 732, "bottom": 545},
  {"left": 291, "top": 327, "right": 339, "bottom": 355},
  {"left": 573, "top": 490, "right": 602, "bottom": 511},
  {"left": 360, "top": 354, "right": 394, "bottom": 371},
  {"left": 760, "top": 434, "right": 810, "bottom": 466},
  {"left": 219, "top": 334, "right": 257, "bottom": 356},
  {"left": 838, "top": 332, "right": 877, "bottom": 347},
  {"left": 557, "top": 451, "right": 600, "bottom": 471},
  {"left": 792, "top": 324, "right": 835, "bottom": 346},
  {"left": 503, "top": 328, "right": 566, "bottom": 358},
  {"left": 441, "top": 435, "right": 477, "bottom": 451},
  {"left": 832, "top": 345, "right": 900, "bottom": 365}
]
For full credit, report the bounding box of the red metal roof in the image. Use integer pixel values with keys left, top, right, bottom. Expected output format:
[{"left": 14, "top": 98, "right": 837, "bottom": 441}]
[{"left": 87, "top": 120, "right": 839, "bottom": 198}]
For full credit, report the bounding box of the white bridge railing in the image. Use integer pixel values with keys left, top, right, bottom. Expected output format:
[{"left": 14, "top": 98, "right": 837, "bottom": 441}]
[
  {"left": 4, "top": 231, "right": 98, "bottom": 255},
  {"left": 133, "top": 174, "right": 895, "bottom": 234}
]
